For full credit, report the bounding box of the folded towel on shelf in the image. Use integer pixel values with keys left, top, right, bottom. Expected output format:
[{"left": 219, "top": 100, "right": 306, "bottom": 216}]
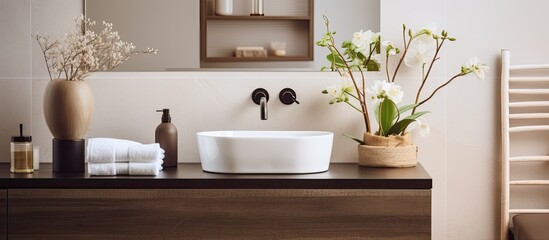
[
  {"left": 87, "top": 138, "right": 164, "bottom": 163},
  {"left": 88, "top": 162, "right": 117, "bottom": 176},
  {"left": 129, "top": 160, "right": 164, "bottom": 176},
  {"left": 88, "top": 161, "right": 163, "bottom": 176},
  {"left": 87, "top": 138, "right": 165, "bottom": 176},
  {"left": 128, "top": 144, "right": 165, "bottom": 163},
  {"left": 86, "top": 139, "right": 116, "bottom": 163}
]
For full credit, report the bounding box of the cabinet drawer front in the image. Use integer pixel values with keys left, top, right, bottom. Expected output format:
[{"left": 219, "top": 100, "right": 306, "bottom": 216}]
[
  {"left": 8, "top": 189, "right": 430, "bottom": 239},
  {"left": 0, "top": 190, "right": 5, "bottom": 240}
]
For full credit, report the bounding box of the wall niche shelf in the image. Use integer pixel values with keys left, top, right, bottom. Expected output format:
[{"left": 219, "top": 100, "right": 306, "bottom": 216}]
[{"left": 200, "top": 0, "right": 314, "bottom": 63}]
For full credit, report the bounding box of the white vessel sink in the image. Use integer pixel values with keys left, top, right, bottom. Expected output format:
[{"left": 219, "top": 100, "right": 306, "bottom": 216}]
[{"left": 197, "top": 131, "right": 334, "bottom": 174}]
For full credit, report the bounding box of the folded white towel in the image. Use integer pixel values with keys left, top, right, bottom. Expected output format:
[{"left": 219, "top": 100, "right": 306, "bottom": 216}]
[
  {"left": 110, "top": 138, "right": 142, "bottom": 160},
  {"left": 116, "top": 163, "right": 129, "bottom": 175},
  {"left": 129, "top": 160, "right": 163, "bottom": 176},
  {"left": 87, "top": 138, "right": 163, "bottom": 163},
  {"left": 88, "top": 162, "right": 117, "bottom": 176},
  {"left": 88, "top": 161, "right": 163, "bottom": 176},
  {"left": 86, "top": 139, "right": 115, "bottom": 163},
  {"left": 128, "top": 144, "right": 165, "bottom": 163}
]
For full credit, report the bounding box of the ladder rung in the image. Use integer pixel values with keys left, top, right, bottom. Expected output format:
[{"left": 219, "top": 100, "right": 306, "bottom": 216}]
[
  {"left": 510, "top": 113, "right": 549, "bottom": 119},
  {"left": 510, "top": 156, "right": 549, "bottom": 162},
  {"left": 510, "top": 77, "right": 549, "bottom": 82},
  {"left": 509, "top": 125, "right": 549, "bottom": 132},
  {"left": 509, "top": 89, "right": 549, "bottom": 94},
  {"left": 509, "top": 209, "right": 549, "bottom": 214},
  {"left": 510, "top": 64, "right": 549, "bottom": 70},
  {"left": 510, "top": 180, "right": 549, "bottom": 185},
  {"left": 509, "top": 101, "right": 549, "bottom": 107}
]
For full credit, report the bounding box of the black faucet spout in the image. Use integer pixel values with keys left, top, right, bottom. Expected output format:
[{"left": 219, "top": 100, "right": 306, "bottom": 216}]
[{"left": 252, "top": 88, "right": 270, "bottom": 120}]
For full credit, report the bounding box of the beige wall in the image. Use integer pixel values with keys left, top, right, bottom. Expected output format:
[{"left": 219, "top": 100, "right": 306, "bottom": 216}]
[{"left": 4, "top": 0, "right": 549, "bottom": 239}]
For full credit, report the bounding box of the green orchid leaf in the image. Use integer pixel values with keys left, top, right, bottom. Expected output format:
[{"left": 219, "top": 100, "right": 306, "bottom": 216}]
[
  {"left": 387, "top": 111, "right": 430, "bottom": 135},
  {"left": 398, "top": 103, "right": 419, "bottom": 114},
  {"left": 326, "top": 53, "right": 345, "bottom": 68},
  {"left": 405, "top": 111, "right": 430, "bottom": 120},
  {"left": 343, "top": 133, "right": 364, "bottom": 145},
  {"left": 320, "top": 66, "right": 331, "bottom": 72},
  {"left": 379, "top": 98, "right": 398, "bottom": 137},
  {"left": 343, "top": 133, "right": 365, "bottom": 145},
  {"left": 366, "top": 60, "right": 380, "bottom": 71}
]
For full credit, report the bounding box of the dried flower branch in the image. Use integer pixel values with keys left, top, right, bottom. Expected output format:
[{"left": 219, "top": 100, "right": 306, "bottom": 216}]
[{"left": 36, "top": 15, "right": 157, "bottom": 81}]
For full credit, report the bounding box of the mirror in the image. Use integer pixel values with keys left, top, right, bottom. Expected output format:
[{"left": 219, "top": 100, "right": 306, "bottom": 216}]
[{"left": 85, "top": 0, "right": 379, "bottom": 71}]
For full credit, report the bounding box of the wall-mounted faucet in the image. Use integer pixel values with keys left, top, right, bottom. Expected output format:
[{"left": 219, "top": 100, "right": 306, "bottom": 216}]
[
  {"left": 279, "top": 88, "right": 299, "bottom": 105},
  {"left": 252, "top": 88, "right": 269, "bottom": 120}
]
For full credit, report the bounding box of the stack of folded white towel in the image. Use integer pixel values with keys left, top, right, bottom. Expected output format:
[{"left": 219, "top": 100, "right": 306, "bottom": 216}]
[{"left": 87, "top": 138, "right": 164, "bottom": 176}]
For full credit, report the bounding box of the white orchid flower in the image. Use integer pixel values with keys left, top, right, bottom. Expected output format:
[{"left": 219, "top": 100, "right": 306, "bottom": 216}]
[
  {"left": 404, "top": 41, "right": 436, "bottom": 68},
  {"left": 371, "top": 54, "right": 381, "bottom": 63},
  {"left": 352, "top": 30, "right": 370, "bottom": 51},
  {"left": 366, "top": 80, "right": 404, "bottom": 105},
  {"left": 366, "top": 80, "right": 385, "bottom": 104},
  {"left": 409, "top": 118, "right": 431, "bottom": 137},
  {"left": 323, "top": 75, "right": 354, "bottom": 103},
  {"left": 326, "top": 85, "right": 339, "bottom": 98},
  {"left": 352, "top": 30, "right": 379, "bottom": 56},
  {"left": 463, "top": 57, "right": 489, "bottom": 80},
  {"left": 386, "top": 83, "right": 404, "bottom": 104}
]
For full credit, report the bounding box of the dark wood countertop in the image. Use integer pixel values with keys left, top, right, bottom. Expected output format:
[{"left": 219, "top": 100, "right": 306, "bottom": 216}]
[{"left": 0, "top": 163, "right": 432, "bottom": 189}]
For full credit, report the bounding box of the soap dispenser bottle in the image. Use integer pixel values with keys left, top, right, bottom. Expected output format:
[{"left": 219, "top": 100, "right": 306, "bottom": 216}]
[{"left": 155, "top": 109, "right": 178, "bottom": 168}]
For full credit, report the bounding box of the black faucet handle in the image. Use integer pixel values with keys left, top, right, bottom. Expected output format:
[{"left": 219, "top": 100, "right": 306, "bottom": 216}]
[
  {"left": 279, "top": 88, "right": 299, "bottom": 105},
  {"left": 252, "top": 88, "right": 269, "bottom": 105}
]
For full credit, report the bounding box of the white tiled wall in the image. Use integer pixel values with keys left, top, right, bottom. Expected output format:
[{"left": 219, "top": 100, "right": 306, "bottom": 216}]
[{"left": 0, "top": 0, "right": 32, "bottom": 161}]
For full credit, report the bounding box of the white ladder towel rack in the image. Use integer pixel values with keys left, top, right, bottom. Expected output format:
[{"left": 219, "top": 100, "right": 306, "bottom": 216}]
[{"left": 500, "top": 49, "right": 549, "bottom": 240}]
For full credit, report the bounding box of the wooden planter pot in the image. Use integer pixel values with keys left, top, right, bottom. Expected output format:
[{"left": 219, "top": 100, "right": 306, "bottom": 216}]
[{"left": 358, "top": 133, "right": 418, "bottom": 168}]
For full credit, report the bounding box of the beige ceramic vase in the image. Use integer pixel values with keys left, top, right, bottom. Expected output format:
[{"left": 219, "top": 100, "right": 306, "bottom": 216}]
[
  {"left": 43, "top": 80, "right": 94, "bottom": 140},
  {"left": 357, "top": 132, "right": 418, "bottom": 168}
]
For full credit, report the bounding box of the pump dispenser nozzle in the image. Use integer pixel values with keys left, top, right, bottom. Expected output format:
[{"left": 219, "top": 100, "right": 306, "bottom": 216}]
[{"left": 156, "top": 109, "right": 171, "bottom": 123}]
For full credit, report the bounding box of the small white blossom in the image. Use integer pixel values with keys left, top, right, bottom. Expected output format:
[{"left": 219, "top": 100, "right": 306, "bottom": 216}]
[
  {"left": 371, "top": 54, "right": 381, "bottom": 63},
  {"left": 409, "top": 118, "right": 431, "bottom": 137},
  {"left": 323, "top": 75, "right": 354, "bottom": 104},
  {"left": 404, "top": 41, "right": 436, "bottom": 68},
  {"left": 366, "top": 80, "right": 404, "bottom": 105},
  {"left": 462, "top": 57, "right": 489, "bottom": 80},
  {"left": 351, "top": 29, "right": 380, "bottom": 56}
]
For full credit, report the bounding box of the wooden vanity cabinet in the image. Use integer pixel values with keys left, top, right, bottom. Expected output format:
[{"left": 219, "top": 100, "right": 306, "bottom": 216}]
[
  {"left": 8, "top": 189, "right": 430, "bottom": 239},
  {"left": 0, "top": 190, "right": 5, "bottom": 240},
  {"left": 1, "top": 163, "right": 432, "bottom": 239}
]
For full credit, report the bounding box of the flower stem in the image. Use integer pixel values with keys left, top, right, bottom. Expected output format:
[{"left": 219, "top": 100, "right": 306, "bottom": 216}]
[
  {"left": 416, "top": 73, "right": 464, "bottom": 108},
  {"left": 345, "top": 101, "right": 365, "bottom": 113},
  {"left": 385, "top": 54, "right": 390, "bottom": 82},
  {"left": 323, "top": 15, "right": 371, "bottom": 133},
  {"left": 391, "top": 28, "right": 413, "bottom": 83},
  {"left": 412, "top": 38, "right": 445, "bottom": 115}
]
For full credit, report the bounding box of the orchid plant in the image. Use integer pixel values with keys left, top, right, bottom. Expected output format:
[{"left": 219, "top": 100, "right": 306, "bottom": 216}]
[
  {"left": 317, "top": 16, "right": 488, "bottom": 143},
  {"left": 36, "top": 15, "right": 157, "bottom": 81}
]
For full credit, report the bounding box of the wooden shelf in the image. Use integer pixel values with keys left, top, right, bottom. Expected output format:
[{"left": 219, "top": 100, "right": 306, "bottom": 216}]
[
  {"left": 200, "top": 0, "right": 314, "bottom": 65},
  {"left": 205, "top": 56, "right": 313, "bottom": 62},
  {"left": 206, "top": 15, "right": 311, "bottom": 21}
]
